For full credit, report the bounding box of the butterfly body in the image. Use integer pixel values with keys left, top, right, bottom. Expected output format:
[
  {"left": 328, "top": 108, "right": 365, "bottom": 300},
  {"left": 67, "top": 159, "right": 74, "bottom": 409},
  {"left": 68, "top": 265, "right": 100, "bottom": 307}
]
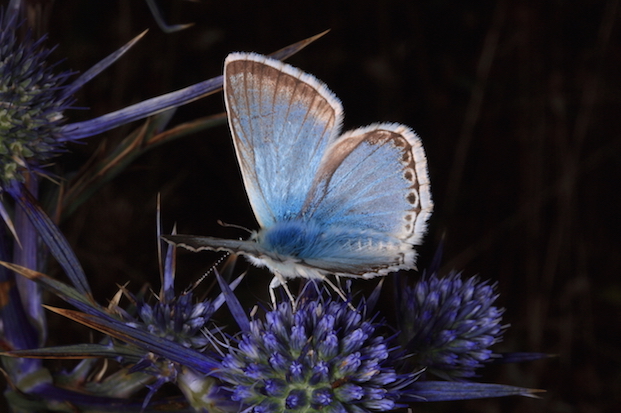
[
  {"left": 165, "top": 52, "right": 433, "bottom": 287},
  {"left": 247, "top": 217, "right": 412, "bottom": 280}
]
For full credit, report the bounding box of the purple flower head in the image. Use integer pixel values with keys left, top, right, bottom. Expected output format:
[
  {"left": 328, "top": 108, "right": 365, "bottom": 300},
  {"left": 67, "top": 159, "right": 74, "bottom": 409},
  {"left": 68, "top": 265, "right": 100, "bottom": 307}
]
[
  {"left": 131, "top": 291, "right": 216, "bottom": 350},
  {"left": 398, "top": 271, "right": 506, "bottom": 380},
  {"left": 219, "top": 291, "right": 408, "bottom": 413},
  {"left": 0, "top": 11, "right": 75, "bottom": 186}
]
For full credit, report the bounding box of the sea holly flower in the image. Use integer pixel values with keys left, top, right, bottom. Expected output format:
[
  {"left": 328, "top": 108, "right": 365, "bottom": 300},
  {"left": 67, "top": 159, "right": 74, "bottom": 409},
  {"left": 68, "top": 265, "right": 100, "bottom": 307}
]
[
  {"left": 215, "top": 281, "right": 415, "bottom": 413},
  {"left": 104, "top": 259, "right": 221, "bottom": 408},
  {"left": 212, "top": 277, "right": 538, "bottom": 412},
  {"left": 2, "top": 256, "right": 541, "bottom": 411},
  {"left": 396, "top": 271, "right": 506, "bottom": 380},
  {"left": 0, "top": 9, "right": 145, "bottom": 192},
  {"left": 1, "top": 236, "right": 228, "bottom": 411},
  {"left": 0, "top": 5, "right": 149, "bottom": 332},
  {"left": 0, "top": 11, "right": 74, "bottom": 186},
  {"left": 128, "top": 290, "right": 216, "bottom": 350}
]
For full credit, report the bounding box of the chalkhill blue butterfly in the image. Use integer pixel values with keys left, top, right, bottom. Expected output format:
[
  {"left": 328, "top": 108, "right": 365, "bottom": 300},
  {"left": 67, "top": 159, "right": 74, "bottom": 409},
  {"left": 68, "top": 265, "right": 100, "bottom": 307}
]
[{"left": 164, "top": 52, "right": 433, "bottom": 300}]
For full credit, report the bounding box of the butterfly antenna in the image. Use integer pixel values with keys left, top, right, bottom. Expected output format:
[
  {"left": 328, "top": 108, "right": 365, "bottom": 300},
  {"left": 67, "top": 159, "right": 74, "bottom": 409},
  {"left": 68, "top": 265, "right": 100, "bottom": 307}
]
[
  {"left": 217, "top": 220, "right": 253, "bottom": 234},
  {"left": 184, "top": 253, "right": 230, "bottom": 294}
]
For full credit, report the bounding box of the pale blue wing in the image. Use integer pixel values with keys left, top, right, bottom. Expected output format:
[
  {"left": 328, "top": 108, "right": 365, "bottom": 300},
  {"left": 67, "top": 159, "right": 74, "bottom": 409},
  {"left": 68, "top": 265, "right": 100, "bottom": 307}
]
[
  {"left": 224, "top": 53, "right": 343, "bottom": 228},
  {"left": 294, "top": 123, "right": 433, "bottom": 274}
]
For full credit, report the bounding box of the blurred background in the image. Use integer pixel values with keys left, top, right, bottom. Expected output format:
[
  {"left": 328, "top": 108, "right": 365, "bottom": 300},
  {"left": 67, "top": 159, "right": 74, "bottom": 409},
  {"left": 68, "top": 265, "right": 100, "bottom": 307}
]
[{"left": 5, "top": 0, "right": 620, "bottom": 412}]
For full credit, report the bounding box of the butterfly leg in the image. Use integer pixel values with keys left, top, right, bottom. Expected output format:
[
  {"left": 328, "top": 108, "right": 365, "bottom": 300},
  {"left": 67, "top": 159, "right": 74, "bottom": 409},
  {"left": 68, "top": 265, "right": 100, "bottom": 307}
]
[
  {"left": 269, "top": 273, "right": 297, "bottom": 309},
  {"left": 319, "top": 275, "right": 355, "bottom": 311}
]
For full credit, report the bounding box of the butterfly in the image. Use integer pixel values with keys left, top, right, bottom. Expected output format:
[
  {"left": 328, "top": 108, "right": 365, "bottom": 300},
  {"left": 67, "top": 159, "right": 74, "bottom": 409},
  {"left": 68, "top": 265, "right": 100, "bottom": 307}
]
[{"left": 164, "top": 52, "right": 433, "bottom": 301}]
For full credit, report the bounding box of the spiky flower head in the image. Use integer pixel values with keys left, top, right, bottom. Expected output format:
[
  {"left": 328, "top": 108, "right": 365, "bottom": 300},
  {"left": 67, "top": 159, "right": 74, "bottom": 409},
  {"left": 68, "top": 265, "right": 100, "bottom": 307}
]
[
  {"left": 0, "top": 11, "right": 74, "bottom": 185},
  {"left": 398, "top": 272, "right": 506, "bottom": 380},
  {"left": 106, "top": 288, "right": 219, "bottom": 409},
  {"left": 220, "top": 295, "right": 407, "bottom": 413},
  {"left": 129, "top": 291, "right": 216, "bottom": 350}
]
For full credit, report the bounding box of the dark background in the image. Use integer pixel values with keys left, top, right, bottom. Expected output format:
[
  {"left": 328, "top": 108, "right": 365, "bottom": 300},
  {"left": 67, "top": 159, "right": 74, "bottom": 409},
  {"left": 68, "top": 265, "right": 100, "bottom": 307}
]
[{"left": 6, "top": 0, "right": 621, "bottom": 412}]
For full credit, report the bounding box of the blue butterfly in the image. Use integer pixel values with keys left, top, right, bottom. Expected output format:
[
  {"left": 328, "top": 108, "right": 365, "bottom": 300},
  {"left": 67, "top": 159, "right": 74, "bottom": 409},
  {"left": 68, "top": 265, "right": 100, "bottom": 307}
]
[{"left": 164, "top": 52, "right": 433, "bottom": 298}]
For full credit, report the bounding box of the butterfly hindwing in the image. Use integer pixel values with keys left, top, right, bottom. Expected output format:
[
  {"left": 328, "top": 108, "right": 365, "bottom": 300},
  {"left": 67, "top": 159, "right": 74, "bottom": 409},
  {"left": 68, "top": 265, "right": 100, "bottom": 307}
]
[{"left": 303, "top": 123, "right": 432, "bottom": 246}]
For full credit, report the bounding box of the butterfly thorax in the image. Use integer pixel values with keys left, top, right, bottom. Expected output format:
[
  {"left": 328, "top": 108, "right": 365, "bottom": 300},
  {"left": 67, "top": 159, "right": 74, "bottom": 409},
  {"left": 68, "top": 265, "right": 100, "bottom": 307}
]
[{"left": 253, "top": 220, "right": 326, "bottom": 259}]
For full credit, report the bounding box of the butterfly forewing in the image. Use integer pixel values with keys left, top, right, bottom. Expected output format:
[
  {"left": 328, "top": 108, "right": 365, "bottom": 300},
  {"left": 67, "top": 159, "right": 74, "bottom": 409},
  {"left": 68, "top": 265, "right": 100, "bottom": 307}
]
[{"left": 224, "top": 53, "right": 343, "bottom": 228}]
